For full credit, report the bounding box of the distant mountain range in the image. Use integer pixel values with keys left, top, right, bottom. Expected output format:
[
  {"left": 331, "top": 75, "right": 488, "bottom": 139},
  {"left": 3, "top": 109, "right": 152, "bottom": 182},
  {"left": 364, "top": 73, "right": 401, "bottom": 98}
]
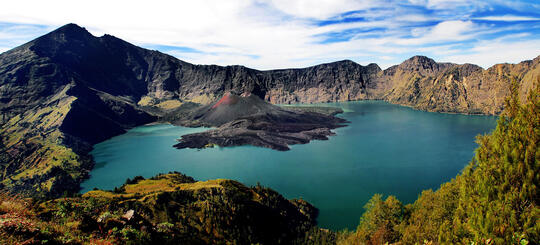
[{"left": 0, "top": 23, "right": 538, "bottom": 197}]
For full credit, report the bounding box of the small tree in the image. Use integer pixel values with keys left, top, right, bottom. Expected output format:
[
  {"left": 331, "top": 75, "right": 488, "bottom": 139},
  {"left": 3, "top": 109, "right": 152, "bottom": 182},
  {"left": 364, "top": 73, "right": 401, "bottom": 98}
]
[
  {"left": 354, "top": 194, "right": 404, "bottom": 244},
  {"left": 454, "top": 79, "right": 539, "bottom": 243}
]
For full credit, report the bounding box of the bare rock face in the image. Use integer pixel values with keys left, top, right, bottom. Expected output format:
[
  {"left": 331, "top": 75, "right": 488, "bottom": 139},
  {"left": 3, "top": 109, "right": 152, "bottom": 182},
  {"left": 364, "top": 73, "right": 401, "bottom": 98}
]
[
  {"left": 260, "top": 61, "right": 384, "bottom": 104},
  {"left": 383, "top": 56, "right": 540, "bottom": 115}
]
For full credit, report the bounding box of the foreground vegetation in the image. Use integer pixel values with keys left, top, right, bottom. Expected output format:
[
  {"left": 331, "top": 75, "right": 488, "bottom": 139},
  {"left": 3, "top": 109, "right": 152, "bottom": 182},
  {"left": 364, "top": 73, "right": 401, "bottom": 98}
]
[{"left": 1, "top": 172, "right": 321, "bottom": 244}]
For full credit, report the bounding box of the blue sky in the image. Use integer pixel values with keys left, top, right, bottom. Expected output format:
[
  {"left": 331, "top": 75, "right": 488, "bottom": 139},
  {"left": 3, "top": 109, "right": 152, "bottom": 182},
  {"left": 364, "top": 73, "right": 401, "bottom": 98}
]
[{"left": 0, "top": 0, "right": 539, "bottom": 69}]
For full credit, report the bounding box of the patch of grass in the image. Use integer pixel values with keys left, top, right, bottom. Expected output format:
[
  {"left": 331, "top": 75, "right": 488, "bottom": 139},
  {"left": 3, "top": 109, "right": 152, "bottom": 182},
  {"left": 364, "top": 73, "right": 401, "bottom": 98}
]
[
  {"left": 82, "top": 190, "right": 133, "bottom": 199},
  {"left": 8, "top": 138, "right": 80, "bottom": 181},
  {"left": 155, "top": 99, "right": 183, "bottom": 110},
  {"left": 0, "top": 192, "right": 69, "bottom": 244},
  {"left": 124, "top": 178, "right": 226, "bottom": 195},
  {"left": 137, "top": 96, "right": 156, "bottom": 106},
  {"left": 187, "top": 94, "right": 216, "bottom": 105}
]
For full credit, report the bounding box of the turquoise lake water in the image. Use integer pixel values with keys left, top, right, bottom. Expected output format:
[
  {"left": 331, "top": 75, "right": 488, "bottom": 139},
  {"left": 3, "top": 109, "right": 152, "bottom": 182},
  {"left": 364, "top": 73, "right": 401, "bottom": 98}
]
[{"left": 80, "top": 101, "right": 497, "bottom": 230}]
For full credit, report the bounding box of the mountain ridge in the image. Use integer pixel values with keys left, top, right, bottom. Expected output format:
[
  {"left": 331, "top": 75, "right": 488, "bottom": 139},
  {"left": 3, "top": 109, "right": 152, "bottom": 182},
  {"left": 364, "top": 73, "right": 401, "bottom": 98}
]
[
  {"left": 2, "top": 23, "right": 538, "bottom": 115},
  {"left": 0, "top": 23, "right": 539, "bottom": 197}
]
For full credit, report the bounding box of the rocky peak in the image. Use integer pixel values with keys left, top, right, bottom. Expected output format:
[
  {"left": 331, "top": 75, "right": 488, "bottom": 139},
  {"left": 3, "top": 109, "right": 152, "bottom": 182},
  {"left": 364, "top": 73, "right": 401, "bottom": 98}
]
[
  {"left": 53, "top": 23, "right": 92, "bottom": 37},
  {"left": 365, "top": 63, "right": 382, "bottom": 73},
  {"left": 397, "top": 55, "right": 441, "bottom": 75},
  {"left": 532, "top": 55, "right": 540, "bottom": 65},
  {"left": 37, "top": 23, "right": 93, "bottom": 45},
  {"left": 30, "top": 23, "right": 97, "bottom": 59},
  {"left": 458, "top": 63, "right": 484, "bottom": 76},
  {"left": 405, "top": 55, "right": 436, "bottom": 65},
  {"left": 336, "top": 59, "right": 356, "bottom": 64},
  {"left": 326, "top": 59, "right": 360, "bottom": 68}
]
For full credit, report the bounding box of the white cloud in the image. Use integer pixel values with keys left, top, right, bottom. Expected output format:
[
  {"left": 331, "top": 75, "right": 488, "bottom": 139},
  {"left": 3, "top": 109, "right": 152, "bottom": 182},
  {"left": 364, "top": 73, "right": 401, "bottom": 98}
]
[
  {"left": 394, "top": 14, "right": 436, "bottom": 22},
  {"left": 424, "top": 0, "right": 477, "bottom": 9},
  {"left": 474, "top": 15, "right": 540, "bottom": 21},
  {"left": 408, "top": 0, "right": 427, "bottom": 5},
  {"left": 394, "top": 20, "right": 477, "bottom": 45},
  {"left": 267, "top": 0, "right": 379, "bottom": 19},
  {"left": 380, "top": 56, "right": 395, "bottom": 60},
  {"left": 430, "top": 20, "right": 475, "bottom": 38},
  {"left": 409, "top": 0, "right": 480, "bottom": 9},
  {"left": 0, "top": 0, "right": 538, "bottom": 70}
]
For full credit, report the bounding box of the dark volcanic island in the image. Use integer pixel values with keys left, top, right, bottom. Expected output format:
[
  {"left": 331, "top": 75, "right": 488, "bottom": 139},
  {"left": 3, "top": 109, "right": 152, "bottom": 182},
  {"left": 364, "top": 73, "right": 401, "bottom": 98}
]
[{"left": 169, "top": 92, "right": 348, "bottom": 151}]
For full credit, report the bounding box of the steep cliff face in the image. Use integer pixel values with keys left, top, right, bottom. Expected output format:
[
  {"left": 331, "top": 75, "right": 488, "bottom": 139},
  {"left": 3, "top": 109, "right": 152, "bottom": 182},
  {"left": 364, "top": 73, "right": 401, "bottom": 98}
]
[
  {"left": 384, "top": 56, "right": 540, "bottom": 114},
  {"left": 383, "top": 56, "right": 476, "bottom": 113},
  {"left": 144, "top": 59, "right": 384, "bottom": 105},
  {"left": 261, "top": 61, "right": 384, "bottom": 104},
  {"left": 146, "top": 52, "right": 538, "bottom": 116}
]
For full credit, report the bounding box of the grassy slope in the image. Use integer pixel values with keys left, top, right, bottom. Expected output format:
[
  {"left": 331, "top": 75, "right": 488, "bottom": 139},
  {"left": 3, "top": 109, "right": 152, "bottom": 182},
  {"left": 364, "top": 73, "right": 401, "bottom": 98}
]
[
  {"left": 0, "top": 86, "right": 93, "bottom": 198},
  {"left": 1, "top": 172, "right": 320, "bottom": 244}
]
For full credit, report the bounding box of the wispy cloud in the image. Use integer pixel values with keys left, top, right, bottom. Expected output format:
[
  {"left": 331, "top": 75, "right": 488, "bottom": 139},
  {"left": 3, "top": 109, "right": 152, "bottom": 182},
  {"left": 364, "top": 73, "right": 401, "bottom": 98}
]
[
  {"left": 0, "top": 23, "right": 53, "bottom": 49},
  {"left": 474, "top": 15, "right": 540, "bottom": 21},
  {"left": 0, "top": 0, "right": 539, "bottom": 69}
]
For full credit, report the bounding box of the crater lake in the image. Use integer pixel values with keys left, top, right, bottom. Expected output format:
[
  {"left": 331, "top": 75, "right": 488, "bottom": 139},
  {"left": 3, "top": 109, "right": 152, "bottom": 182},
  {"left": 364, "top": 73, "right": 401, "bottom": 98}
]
[{"left": 80, "top": 101, "right": 497, "bottom": 230}]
